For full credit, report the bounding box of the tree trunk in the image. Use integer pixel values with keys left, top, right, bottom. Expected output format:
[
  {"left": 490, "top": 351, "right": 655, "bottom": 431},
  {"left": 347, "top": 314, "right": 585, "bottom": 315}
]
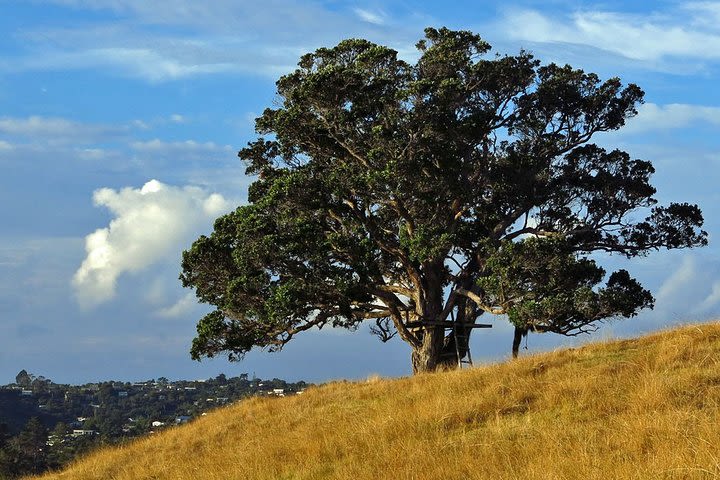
[
  {"left": 410, "top": 260, "right": 478, "bottom": 373},
  {"left": 512, "top": 326, "right": 527, "bottom": 359},
  {"left": 411, "top": 325, "right": 447, "bottom": 373},
  {"left": 411, "top": 327, "right": 472, "bottom": 372}
]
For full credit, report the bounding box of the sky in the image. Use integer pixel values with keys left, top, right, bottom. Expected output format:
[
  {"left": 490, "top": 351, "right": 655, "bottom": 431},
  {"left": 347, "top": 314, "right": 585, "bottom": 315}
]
[{"left": 1, "top": 0, "right": 719, "bottom": 385}]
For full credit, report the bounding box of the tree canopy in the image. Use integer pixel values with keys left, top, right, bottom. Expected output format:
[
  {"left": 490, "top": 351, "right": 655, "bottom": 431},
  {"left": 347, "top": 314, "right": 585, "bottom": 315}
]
[
  {"left": 14, "top": 371, "right": 31, "bottom": 388},
  {"left": 181, "top": 27, "right": 707, "bottom": 373}
]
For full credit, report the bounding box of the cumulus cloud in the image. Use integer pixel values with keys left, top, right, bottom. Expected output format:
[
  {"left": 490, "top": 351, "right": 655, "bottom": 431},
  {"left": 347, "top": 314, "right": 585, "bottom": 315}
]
[{"left": 73, "top": 179, "right": 232, "bottom": 309}]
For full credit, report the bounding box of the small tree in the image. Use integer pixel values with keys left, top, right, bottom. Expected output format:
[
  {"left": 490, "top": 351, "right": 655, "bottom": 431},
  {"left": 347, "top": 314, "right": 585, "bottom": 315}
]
[
  {"left": 6, "top": 418, "right": 48, "bottom": 476},
  {"left": 14, "top": 370, "right": 32, "bottom": 388},
  {"left": 181, "top": 28, "right": 707, "bottom": 373}
]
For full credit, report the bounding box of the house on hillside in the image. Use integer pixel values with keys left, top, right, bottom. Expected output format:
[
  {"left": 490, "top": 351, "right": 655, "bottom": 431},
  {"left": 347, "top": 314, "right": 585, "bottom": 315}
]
[{"left": 175, "top": 415, "right": 191, "bottom": 424}]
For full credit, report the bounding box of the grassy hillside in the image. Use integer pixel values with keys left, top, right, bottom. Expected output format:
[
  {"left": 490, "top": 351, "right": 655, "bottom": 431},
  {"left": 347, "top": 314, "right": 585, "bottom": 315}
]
[{"left": 32, "top": 322, "right": 720, "bottom": 480}]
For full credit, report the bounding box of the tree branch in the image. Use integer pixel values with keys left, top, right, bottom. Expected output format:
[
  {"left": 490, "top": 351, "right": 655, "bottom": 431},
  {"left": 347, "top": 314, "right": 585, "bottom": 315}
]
[{"left": 455, "top": 287, "right": 506, "bottom": 315}]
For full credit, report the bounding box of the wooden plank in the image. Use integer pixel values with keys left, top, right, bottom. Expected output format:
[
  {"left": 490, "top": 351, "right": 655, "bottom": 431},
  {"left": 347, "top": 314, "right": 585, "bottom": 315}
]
[{"left": 404, "top": 321, "right": 492, "bottom": 328}]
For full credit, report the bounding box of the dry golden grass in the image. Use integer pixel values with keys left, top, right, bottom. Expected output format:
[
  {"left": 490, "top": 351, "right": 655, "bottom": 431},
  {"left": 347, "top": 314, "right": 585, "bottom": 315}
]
[{"left": 32, "top": 322, "right": 720, "bottom": 480}]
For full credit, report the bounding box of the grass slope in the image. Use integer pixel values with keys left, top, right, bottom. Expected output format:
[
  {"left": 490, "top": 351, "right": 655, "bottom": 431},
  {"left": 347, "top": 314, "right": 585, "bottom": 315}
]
[{"left": 33, "top": 322, "right": 720, "bottom": 480}]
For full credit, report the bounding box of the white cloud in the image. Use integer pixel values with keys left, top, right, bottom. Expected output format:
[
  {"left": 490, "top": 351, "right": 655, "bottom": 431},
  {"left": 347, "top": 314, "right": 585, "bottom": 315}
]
[
  {"left": 41, "top": 0, "right": 259, "bottom": 29},
  {"left": 42, "top": 0, "right": 346, "bottom": 33},
  {"left": 129, "top": 115, "right": 187, "bottom": 130},
  {"left": 354, "top": 8, "right": 387, "bottom": 25},
  {"left": 7, "top": 1, "right": 423, "bottom": 82},
  {"left": 132, "top": 119, "right": 151, "bottom": 130},
  {"left": 131, "top": 138, "right": 232, "bottom": 153},
  {"left": 92, "top": 47, "right": 237, "bottom": 81},
  {"left": 698, "top": 282, "right": 720, "bottom": 313},
  {"left": 21, "top": 47, "right": 239, "bottom": 82},
  {"left": 155, "top": 293, "right": 198, "bottom": 318},
  {"left": 0, "top": 115, "right": 127, "bottom": 145},
  {"left": 654, "top": 255, "right": 720, "bottom": 319},
  {"left": 73, "top": 179, "right": 232, "bottom": 309},
  {"left": 625, "top": 103, "right": 720, "bottom": 133},
  {"left": 684, "top": 2, "right": 720, "bottom": 26},
  {"left": 0, "top": 115, "right": 109, "bottom": 137},
  {"left": 500, "top": 7, "right": 720, "bottom": 63},
  {"left": 76, "top": 148, "right": 110, "bottom": 161},
  {"left": 655, "top": 255, "right": 697, "bottom": 305},
  {"left": 129, "top": 139, "right": 235, "bottom": 167},
  {"left": 11, "top": 41, "right": 302, "bottom": 82}
]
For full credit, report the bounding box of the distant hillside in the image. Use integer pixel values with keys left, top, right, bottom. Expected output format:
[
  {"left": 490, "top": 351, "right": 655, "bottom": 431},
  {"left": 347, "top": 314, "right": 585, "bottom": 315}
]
[
  {"left": 0, "top": 375, "right": 309, "bottom": 478},
  {"left": 0, "top": 390, "right": 58, "bottom": 434},
  {"left": 32, "top": 322, "right": 720, "bottom": 480}
]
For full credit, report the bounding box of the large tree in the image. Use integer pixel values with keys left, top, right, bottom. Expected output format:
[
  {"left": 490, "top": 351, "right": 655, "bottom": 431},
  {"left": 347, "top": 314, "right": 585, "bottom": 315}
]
[{"left": 181, "top": 28, "right": 707, "bottom": 374}]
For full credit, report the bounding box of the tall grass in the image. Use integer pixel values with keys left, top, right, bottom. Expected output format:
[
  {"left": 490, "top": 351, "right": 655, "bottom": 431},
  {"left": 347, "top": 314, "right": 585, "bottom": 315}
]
[{"left": 32, "top": 322, "right": 720, "bottom": 479}]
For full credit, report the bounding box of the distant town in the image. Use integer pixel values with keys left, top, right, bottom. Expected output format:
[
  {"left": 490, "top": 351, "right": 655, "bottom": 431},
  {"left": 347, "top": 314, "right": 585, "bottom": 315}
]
[{"left": 0, "top": 370, "right": 310, "bottom": 478}]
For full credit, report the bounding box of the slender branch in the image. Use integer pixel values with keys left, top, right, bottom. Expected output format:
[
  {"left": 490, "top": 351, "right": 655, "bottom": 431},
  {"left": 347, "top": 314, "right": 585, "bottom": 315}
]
[
  {"left": 437, "top": 290, "right": 458, "bottom": 323},
  {"left": 492, "top": 206, "right": 529, "bottom": 240},
  {"left": 378, "top": 197, "right": 416, "bottom": 236},
  {"left": 369, "top": 287, "right": 421, "bottom": 348},
  {"left": 369, "top": 317, "right": 397, "bottom": 342},
  {"left": 315, "top": 112, "right": 372, "bottom": 168}
]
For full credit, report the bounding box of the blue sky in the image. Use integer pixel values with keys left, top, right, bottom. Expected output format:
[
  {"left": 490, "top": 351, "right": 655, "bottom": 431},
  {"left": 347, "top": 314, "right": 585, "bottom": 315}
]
[{"left": 1, "top": 0, "right": 719, "bottom": 384}]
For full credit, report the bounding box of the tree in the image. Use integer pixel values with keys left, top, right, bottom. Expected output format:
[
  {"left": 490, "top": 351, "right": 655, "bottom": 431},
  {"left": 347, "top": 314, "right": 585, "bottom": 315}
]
[
  {"left": 4, "top": 417, "right": 48, "bottom": 476},
  {"left": 181, "top": 27, "right": 707, "bottom": 374},
  {"left": 14, "top": 371, "right": 31, "bottom": 389},
  {"left": 50, "top": 422, "right": 68, "bottom": 439},
  {"left": 31, "top": 376, "right": 51, "bottom": 395},
  {"left": 0, "top": 423, "right": 12, "bottom": 479}
]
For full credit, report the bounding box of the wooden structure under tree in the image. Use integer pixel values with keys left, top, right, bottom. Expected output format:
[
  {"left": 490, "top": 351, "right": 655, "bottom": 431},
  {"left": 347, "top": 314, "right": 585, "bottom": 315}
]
[{"left": 405, "top": 315, "right": 492, "bottom": 368}]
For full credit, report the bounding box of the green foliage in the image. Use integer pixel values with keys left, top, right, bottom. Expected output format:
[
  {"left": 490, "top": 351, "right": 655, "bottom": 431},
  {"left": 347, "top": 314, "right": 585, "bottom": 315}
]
[
  {"left": 0, "top": 417, "right": 48, "bottom": 477},
  {"left": 181, "top": 27, "right": 707, "bottom": 370},
  {"left": 477, "top": 237, "right": 653, "bottom": 333},
  {"left": 14, "top": 371, "right": 31, "bottom": 389}
]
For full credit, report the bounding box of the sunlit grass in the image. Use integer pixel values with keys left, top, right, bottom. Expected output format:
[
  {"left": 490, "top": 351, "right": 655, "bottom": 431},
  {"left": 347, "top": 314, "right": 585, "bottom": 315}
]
[{"left": 31, "top": 322, "right": 720, "bottom": 479}]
